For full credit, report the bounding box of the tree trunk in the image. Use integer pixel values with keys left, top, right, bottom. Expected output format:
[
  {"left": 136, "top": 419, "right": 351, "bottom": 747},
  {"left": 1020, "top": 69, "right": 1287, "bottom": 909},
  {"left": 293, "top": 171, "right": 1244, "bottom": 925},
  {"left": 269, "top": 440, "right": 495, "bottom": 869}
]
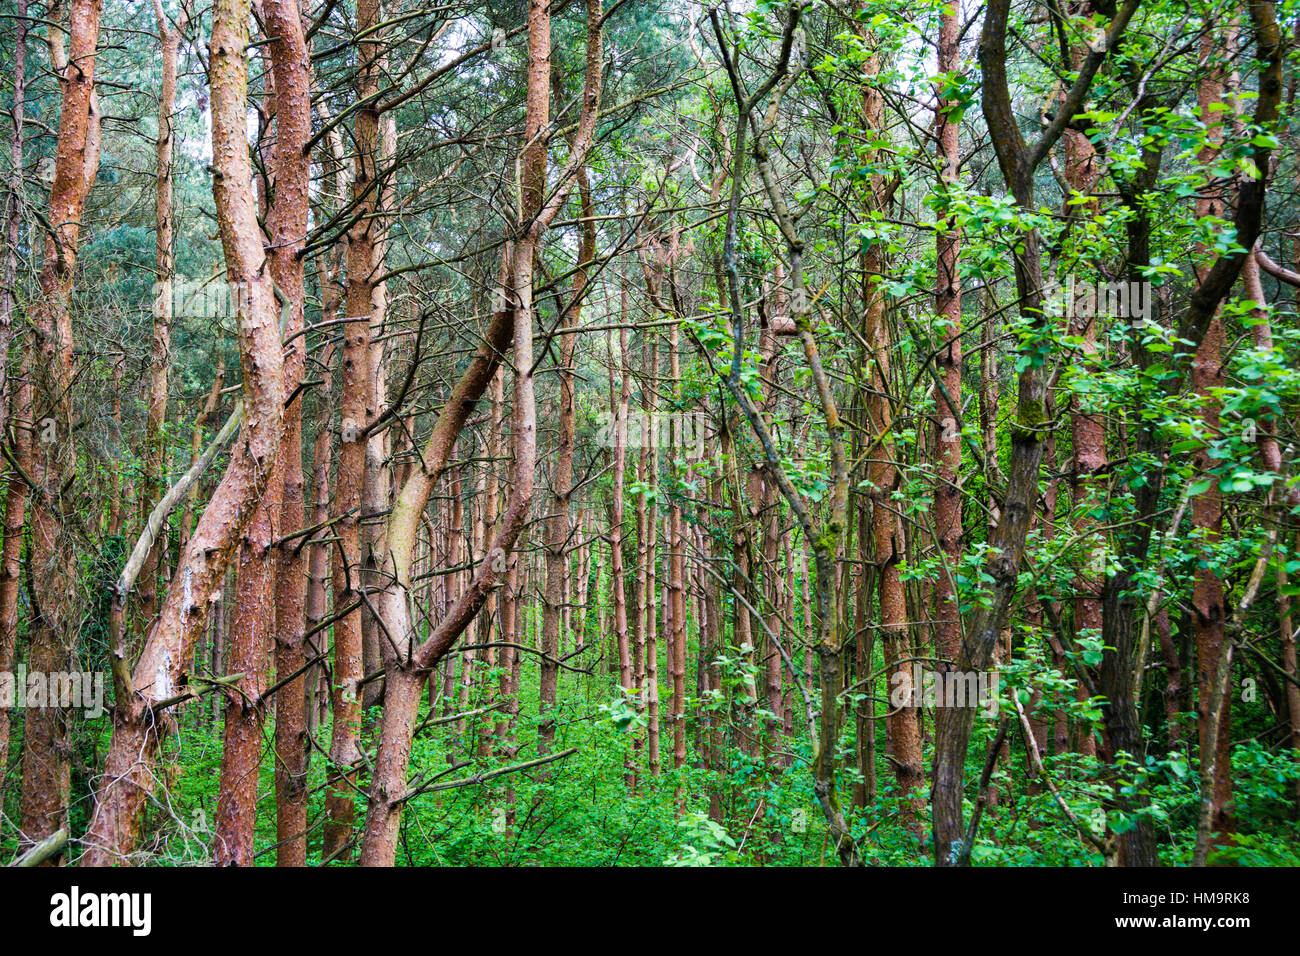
[
  {"left": 0, "top": 0, "right": 28, "bottom": 791},
  {"left": 137, "top": 0, "right": 185, "bottom": 628},
  {"left": 263, "top": 0, "right": 312, "bottom": 867},
  {"left": 932, "top": 0, "right": 963, "bottom": 664},
  {"left": 1191, "top": 27, "right": 1232, "bottom": 844},
  {"left": 83, "top": 0, "right": 285, "bottom": 864},
  {"left": 20, "top": 0, "right": 101, "bottom": 856}
]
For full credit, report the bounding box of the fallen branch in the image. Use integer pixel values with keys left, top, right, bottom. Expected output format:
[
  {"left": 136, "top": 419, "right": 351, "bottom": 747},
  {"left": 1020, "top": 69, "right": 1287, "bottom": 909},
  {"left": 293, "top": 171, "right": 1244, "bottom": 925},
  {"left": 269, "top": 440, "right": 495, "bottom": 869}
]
[{"left": 11, "top": 828, "right": 68, "bottom": 867}]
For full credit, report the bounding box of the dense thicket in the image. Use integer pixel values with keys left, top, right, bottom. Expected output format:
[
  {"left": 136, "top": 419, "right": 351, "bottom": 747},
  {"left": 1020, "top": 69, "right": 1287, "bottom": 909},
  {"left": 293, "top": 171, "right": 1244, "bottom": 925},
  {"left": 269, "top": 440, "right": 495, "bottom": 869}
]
[{"left": 0, "top": 0, "right": 1298, "bottom": 867}]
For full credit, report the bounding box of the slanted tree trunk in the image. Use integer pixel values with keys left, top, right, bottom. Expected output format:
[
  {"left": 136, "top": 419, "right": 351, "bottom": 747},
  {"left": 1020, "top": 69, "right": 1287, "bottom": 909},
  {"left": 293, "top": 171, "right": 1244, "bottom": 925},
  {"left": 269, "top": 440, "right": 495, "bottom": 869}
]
[
  {"left": 356, "top": 0, "right": 603, "bottom": 865},
  {"left": 83, "top": 0, "right": 286, "bottom": 864}
]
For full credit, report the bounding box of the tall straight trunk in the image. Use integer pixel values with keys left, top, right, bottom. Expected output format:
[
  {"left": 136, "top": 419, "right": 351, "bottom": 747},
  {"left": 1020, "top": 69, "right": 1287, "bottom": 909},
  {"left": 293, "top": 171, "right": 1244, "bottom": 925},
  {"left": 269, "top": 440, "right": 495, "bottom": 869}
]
[
  {"left": 540, "top": 164, "right": 593, "bottom": 753},
  {"left": 978, "top": 285, "right": 1000, "bottom": 482},
  {"left": 0, "top": 370, "right": 27, "bottom": 788},
  {"left": 108, "top": 355, "right": 128, "bottom": 538},
  {"left": 695, "top": 521, "right": 714, "bottom": 773},
  {"left": 323, "top": 0, "right": 381, "bottom": 860},
  {"left": 668, "top": 328, "right": 687, "bottom": 774},
  {"left": 83, "top": 0, "right": 285, "bottom": 863},
  {"left": 211, "top": 570, "right": 231, "bottom": 726},
  {"left": 573, "top": 510, "right": 590, "bottom": 652},
  {"left": 641, "top": 335, "right": 660, "bottom": 775},
  {"left": 1061, "top": 5, "right": 1106, "bottom": 764},
  {"left": 494, "top": 503, "right": 519, "bottom": 755},
  {"left": 486, "top": 385, "right": 510, "bottom": 752},
  {"left": 498, "top": 548, "right": 521, "bottom": 823},
  {"left": 360, "top": 112, "right": 396, "bottom": 711},
  {"left": 755, "top": 306, "right": 783, "bottom": 759},
  {"left": 1191, "top": 28, "right": 1232, "bottom": 843},
  {"left": 607, "top": 318, "right": 633, "bottom": 785},
  {"left": 853, "top": 501, "right": 875, "bottom": 808},
  {"left": 631, "top": 332, "right": 648, "bottom": 781},
  {"left": 263, "top": 0, "right": 312, "bottom": 867},
  {"left": 779, "top": 527, "right": 795, "bottom": 752},
  {"left": 304, "top": 341, "right": 333, "bottom": 737},
  {"left": 0, "top": 0, "right": 28, "bottom": 787},
  {"left": 866, "top": 332, "right": 922, "bottom": 835},
  {"left": 458, "top": 473, "right": 485, "bottom": 732},
  {"left": 305, "top": 245, "right": 342, "bottom": 734},
  {"left": 1156, "top": 606, "right": 1183, "bottom": 748},
  {"left": 932, "top": 0, "right": 963, "bottom": 664},
  {"left": 859, "top": 44, "right": 923, "bottom": 839},
  {"left": 539, "top": 320, "right": 571, "bottom": 749},
  {"left": 20, "top": 0, "right": 101, "bottom": 855},
  {"left": 759, "top": 474, "right": 780, "bottom": 740},
  {"left": 0, "top": 0, "right": 25, "bottom": 422},
  {"left": 442, "top": 452, "right": 464, "bottom": 713},
  {"left": 469, "top": 371, "right": 505, "bottom": 757},
  {"left": 138, "top": 0, "right": 184, "bottom": 627},
  {"left": 721, "top": 414, "right": 755, "bottom": 770},
  {"left": 213, "top": 501, "right": 272, "bottom": 866}
]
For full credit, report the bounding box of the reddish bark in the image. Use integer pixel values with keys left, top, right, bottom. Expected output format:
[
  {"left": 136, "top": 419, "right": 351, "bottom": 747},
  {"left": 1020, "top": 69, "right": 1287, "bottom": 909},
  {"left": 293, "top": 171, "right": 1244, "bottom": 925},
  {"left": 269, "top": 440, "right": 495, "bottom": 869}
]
[
  {"left": 20, "top": 0, "right": 102, "bottom": 855},
  {"left": 932, "top": 0, "right": 963, "bottom": 664},
  {"left": 540, "top": 164, "right": 594, "bottom": 754},
  {"left": 357, "top": 0, "right": 604, "bottom": 865},
  {"left": 323, "top": 0, "right": 383, "bottom": 860},
  {"left": 860, "top": 43, "right": 923, "bottom": 839},
  {"left": 1191, "top": 28, "right": 1232, "bottom": 841},
  {"left": 82, "top": 0, "right": 285, "bottom": 864},
  {"left": 0, "top": 0, "right": 28, "bottom": 786},
  {"left": 607, "top": 312, "right": 634, "bottom": 785},
  {"left": 262, "top": 0, "right": 312, "bottom": 866},
  {"left": 213, "top": 501, "right": 272, "bottom": 866}
]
